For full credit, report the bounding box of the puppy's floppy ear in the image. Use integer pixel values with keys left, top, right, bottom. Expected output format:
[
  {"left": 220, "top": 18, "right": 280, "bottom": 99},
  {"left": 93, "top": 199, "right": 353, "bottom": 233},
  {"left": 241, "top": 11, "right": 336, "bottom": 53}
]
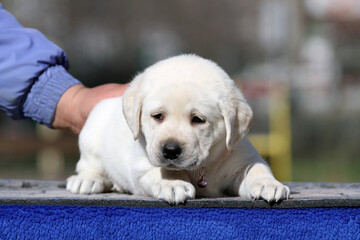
[
  {"left": 219, "top": 88, "right": 253, "bottom": 152},
  {"left": 122, "top": 73, "right": 145, "bottom": 140}
]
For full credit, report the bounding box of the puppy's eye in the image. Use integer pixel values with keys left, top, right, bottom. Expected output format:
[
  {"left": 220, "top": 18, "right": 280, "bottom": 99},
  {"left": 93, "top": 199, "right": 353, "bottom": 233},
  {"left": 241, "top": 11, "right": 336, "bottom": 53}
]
[
  {"left": 152, "top": 113, "right": 164, "bottom": 122},
  {"left": 192, "top": 116, "right": 206, "bottom": 124}
]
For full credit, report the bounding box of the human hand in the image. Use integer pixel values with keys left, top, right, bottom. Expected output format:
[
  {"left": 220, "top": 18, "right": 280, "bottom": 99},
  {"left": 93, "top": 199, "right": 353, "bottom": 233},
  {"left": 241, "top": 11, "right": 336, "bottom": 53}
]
[{"left": 52, "top": 83, "right": 129, "bottom": 135}]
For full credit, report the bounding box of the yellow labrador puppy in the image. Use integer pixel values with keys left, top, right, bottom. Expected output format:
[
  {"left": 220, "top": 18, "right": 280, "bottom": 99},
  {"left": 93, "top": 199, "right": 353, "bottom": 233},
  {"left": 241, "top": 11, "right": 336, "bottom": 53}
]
[{"left": 67, "top": 55, "right": 290, "bottom": 204}]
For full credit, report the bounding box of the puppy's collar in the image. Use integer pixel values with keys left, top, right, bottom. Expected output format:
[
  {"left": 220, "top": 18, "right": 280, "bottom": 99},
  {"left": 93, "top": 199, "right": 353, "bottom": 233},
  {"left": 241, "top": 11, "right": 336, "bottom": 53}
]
[{"left": 197, "top": 166, "right": 208, "bottom": 188}]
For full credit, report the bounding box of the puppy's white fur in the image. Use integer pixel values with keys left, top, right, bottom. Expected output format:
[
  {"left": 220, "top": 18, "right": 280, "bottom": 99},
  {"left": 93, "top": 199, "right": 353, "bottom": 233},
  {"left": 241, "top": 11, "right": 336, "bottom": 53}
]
[{"left": 67, "top": 55, "right": 290, "bottom": 204}]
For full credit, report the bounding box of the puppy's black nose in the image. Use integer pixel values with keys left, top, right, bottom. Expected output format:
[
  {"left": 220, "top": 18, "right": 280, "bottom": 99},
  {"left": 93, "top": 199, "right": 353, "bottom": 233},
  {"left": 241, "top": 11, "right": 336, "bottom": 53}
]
[{"left": 162, "top": 142, "right": 182, "bottom": 160}]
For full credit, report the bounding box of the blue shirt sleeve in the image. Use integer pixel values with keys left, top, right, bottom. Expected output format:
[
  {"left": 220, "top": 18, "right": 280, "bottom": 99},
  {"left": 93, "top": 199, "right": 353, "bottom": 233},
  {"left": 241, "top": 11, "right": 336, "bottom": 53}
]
[{"left": 0, "top": 4, "right": 81, "bottom": 127}]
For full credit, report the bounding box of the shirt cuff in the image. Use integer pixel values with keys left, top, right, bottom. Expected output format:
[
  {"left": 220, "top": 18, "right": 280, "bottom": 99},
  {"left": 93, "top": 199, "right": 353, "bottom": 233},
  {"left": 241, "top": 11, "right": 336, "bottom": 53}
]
[{"left": 23, "top": 65, "right": 82, "bottom": 127}]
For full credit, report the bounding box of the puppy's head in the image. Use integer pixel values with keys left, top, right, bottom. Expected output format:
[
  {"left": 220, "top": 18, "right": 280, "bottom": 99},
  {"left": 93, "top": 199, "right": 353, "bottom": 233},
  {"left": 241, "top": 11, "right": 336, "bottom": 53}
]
[{"left": 123, "top": 55, "right": 252, "bottom": 170}]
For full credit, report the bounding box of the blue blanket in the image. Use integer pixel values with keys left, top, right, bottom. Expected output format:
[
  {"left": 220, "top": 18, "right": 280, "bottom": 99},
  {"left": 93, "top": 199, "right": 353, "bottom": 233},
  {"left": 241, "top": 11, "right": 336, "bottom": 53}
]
[{"left": 0, "top": 205, "right": 359, "bottom": 239}]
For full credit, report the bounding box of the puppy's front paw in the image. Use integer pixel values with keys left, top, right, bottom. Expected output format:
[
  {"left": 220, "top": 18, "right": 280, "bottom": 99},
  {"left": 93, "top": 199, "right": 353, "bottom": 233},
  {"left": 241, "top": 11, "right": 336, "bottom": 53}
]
[
  {"left": 66, "top": 174, "right": 112, "bottom": 194},
  {"left": 152, "top": 180, "right": 196, "bottom": 205},
  {"left": 241, "top": 178, "right": 290, "bottom": 202}
]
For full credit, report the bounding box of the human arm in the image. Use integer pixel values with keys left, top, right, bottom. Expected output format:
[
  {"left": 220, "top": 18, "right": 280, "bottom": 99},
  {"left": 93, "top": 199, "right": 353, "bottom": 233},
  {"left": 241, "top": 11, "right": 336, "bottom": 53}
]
[
  {"left": 0, "top": 4, "right": 81, "bottom": 127},
  {"left": 52, "top": 83, "right": 129, "bottom": 135},
  {"left": 0, "top": 4, "right": 129, "bottom": 134}
]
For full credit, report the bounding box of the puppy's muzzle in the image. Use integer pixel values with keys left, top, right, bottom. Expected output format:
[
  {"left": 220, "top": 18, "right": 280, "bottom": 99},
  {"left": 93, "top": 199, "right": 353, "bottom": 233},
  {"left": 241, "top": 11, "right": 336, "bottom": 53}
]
[{"left": 162, "top": 141, "right": 182, "bottom": 160}]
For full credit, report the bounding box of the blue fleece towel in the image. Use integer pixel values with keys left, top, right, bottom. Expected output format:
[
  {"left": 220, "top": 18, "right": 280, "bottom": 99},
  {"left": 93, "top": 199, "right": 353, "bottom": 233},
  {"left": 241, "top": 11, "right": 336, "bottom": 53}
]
[{"left": 0, "top": 205, "right": 360, "bottom": 239}]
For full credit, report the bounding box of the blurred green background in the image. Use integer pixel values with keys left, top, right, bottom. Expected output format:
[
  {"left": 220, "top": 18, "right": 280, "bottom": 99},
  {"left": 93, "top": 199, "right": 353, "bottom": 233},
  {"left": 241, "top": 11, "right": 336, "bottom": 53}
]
[{"left": 1, "top": 0, "right": 359, "bottom": 182}]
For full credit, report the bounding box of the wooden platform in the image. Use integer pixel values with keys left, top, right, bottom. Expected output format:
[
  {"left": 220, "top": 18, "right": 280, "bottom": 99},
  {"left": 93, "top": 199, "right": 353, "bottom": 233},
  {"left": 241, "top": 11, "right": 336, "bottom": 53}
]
[{"left": 1, "top": 179, "right": 360, "bottom": 208}]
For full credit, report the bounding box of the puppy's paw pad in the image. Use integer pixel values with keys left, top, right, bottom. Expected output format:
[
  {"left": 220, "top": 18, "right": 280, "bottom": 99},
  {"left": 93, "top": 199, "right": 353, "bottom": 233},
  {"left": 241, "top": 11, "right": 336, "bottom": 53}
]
[
  {"left": 152, "top": 180, "right": 195, "bottom": 205},
  {"left": 66, "top": 175, "right": 110, "bottom": 194}
]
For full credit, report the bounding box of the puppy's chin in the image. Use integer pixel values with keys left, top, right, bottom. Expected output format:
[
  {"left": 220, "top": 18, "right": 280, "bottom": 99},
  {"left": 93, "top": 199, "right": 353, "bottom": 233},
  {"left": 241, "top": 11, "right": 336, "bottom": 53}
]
[
  {"left": 163, "top": 164, "right": 185, "bottom": 171},
  {"left": 165, "top": 161, "right": 200, "bottom": 171},
  {"left": 149, "top": 157, "right": 202, "bottom": 171}
]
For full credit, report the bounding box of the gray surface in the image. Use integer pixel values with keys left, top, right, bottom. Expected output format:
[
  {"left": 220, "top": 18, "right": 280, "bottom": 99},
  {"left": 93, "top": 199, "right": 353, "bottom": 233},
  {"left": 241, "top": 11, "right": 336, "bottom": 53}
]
[{"left": 0, "top": 179, "right": 360, "bottom": 208}]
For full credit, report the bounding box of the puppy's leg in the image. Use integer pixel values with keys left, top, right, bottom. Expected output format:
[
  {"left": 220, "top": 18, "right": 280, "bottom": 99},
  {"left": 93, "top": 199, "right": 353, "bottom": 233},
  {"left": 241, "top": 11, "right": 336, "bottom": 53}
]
[
  {"left": 139, "top": 168, "right": 196, "bottom": 205},
  {"left": 67, "top": 153, "right": 112, "bottom": 194},
  {"left": 239, "top": 163, "right": 290, "bottom": 202},
  {"left": 67, "top": 110, "right": 113, "bottom": 195}
]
